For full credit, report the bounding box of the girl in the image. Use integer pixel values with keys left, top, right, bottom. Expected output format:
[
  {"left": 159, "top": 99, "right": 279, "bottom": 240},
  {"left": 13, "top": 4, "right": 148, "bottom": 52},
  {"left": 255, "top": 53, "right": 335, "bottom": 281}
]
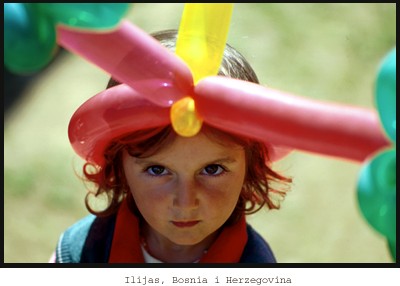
[{"left": 51, "top": 30, "right": 292, "bottom": 263}]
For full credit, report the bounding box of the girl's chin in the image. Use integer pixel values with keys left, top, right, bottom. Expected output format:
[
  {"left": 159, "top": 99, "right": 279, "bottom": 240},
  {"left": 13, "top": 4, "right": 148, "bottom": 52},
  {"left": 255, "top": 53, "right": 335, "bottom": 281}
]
[{"left": 165, "top": 230, "right": 219, "bottom": 248}]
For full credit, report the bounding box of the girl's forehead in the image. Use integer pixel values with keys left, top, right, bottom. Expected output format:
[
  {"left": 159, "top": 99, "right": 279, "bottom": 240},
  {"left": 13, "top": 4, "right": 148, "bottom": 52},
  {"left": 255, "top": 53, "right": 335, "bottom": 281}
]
[
  {"left": 131, "top": 131, "right": 243, "bottom": 164},
  {"left": 160, "top": 131, "right": 244, "bottom": 154}
]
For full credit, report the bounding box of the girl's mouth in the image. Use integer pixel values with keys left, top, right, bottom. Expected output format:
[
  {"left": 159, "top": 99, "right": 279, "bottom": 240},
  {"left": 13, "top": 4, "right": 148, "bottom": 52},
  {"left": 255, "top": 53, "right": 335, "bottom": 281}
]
[{"left": 171, "top": 221, "right": 200, "bottom": 228}]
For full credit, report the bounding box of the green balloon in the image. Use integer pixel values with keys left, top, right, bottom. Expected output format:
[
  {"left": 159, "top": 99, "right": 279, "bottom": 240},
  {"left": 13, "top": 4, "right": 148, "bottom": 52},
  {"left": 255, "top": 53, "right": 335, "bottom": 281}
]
[
  {"left": 375, "top": 48, "right": 396, "bottom": 143},
  {"left": 4, "top": 3, "right": 130, "bottom": 74},
  {"left": 357, "top": 148, "right": 396, "bottom": 242},
  {"left": 4, "top": 3, "right": 57, "bottom": 74},
  {"left": 36, "top": 3, "right": 130, "bottom": 29}
]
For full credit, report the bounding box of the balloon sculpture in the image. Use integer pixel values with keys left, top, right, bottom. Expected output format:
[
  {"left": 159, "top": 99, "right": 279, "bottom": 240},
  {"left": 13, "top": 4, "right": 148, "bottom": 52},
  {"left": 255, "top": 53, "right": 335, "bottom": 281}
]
[
  {"left": 5, "top": 3, "right": 395, "bottom": 261},
  {"left": 56, "top": 5, "right": 390, "bottom": 164},
  {"left": 357, "top": 48, "right": 396, "bottom": 261}
]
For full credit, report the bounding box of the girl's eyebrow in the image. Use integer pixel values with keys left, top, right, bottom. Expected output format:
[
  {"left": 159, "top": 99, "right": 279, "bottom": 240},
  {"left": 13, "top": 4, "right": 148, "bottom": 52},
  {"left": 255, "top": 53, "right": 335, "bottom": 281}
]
[{"left": 133, "top": 156, "right": 238, "bottom": 166}]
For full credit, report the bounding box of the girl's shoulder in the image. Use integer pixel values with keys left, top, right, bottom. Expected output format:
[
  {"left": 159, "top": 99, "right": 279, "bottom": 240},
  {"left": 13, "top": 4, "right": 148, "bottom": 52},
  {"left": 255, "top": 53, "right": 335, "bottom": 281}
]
[
  {"left": 55, "top": 215, "right": 96, "bottom": 263},
  {"left": 55, "top": 214, "right": 116, "bottom": 263},
  {"left": 241, "top": 224, "right": 277, "bottom": 263}
]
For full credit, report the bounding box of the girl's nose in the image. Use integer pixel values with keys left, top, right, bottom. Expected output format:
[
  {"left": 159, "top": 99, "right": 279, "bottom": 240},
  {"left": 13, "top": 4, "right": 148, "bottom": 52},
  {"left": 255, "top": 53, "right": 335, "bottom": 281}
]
[{"left": 173, "top": 178, "right": 199, "bottom": 209}]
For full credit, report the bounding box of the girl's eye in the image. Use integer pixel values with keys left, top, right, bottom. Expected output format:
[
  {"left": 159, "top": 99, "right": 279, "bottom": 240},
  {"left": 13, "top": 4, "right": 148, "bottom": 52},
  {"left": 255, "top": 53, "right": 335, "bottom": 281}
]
[
  {"left": 202, "top": 164, "right": 225, "bottom": 176},
  {"left": 146, "top": 165, "right": 168, "bottom": 176}
]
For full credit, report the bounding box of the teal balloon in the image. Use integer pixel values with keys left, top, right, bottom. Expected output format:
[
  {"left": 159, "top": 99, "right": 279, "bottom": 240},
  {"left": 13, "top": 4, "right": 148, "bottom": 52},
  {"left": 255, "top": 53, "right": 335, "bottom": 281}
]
[
  {"left": 357, "top": 148, "right": 396, "bottom": 242},
  {"left": 4, "top": 3, "right": 130, "bottom": 74},
  {"left": 4, "top": 3, "right": 57, "bottom": 74},
  {"left": 36, "top": 3, "right": 130, "bottom": 29},
  {"left": 375, "top": 48, "right": 396, "bottom": 142}
]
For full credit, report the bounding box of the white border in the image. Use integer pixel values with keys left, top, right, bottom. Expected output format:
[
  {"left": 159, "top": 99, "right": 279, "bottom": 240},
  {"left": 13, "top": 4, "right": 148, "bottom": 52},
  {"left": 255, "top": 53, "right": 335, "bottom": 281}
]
[{"left": 1, "top": 267, "right": 399, "bottom": 286}]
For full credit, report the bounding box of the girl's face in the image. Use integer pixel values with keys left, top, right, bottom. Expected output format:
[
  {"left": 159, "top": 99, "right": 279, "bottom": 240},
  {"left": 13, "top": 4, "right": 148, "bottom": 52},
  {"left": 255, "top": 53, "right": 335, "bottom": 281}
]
[{"left": 122, "top": 131, "right": 246, "bottom": 261}]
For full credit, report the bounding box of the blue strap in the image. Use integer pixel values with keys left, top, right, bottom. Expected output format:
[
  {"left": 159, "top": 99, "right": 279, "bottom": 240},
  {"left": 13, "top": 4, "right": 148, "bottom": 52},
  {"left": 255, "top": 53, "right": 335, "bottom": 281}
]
[{"left": 55, "top": 214, "right": 96, "bottom": 263}]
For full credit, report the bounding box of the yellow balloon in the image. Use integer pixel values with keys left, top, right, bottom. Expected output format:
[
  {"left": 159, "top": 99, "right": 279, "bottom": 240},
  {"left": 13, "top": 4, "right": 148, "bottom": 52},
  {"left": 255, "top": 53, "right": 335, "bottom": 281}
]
[
  {"left": 170, "top": 97, "right": 203, "bottom": 137},
  {"left": 176, "top": 3, "right": 233, "bottom": 84}
]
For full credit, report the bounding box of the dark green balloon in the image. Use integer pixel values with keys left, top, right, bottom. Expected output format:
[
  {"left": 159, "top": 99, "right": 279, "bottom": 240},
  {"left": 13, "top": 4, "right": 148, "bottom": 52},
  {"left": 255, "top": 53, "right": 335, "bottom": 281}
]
[
  {"left": 4, "top": 3, "right": 130, "bottom": 74},
  {"left": 357, "top": 148, "right": 396, "bottom": 242},
  {"left": 4, "top": 3, "right": 57, "bottom": 74},
  {"left": 375, "top": 48, "right": 396, "bottom": 143}
]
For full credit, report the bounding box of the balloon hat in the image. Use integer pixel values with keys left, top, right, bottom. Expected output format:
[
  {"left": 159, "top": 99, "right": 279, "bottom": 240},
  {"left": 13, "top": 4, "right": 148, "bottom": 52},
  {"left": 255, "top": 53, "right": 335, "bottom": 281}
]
[{"left": 56, "top": 4, "right": 391, "bottom": 168}]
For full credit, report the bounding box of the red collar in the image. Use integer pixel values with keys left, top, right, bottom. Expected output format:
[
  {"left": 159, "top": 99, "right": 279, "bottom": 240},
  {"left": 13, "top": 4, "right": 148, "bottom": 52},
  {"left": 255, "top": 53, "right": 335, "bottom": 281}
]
[{"left": 109, "top": 198, "right": 248, "bottom": 263}]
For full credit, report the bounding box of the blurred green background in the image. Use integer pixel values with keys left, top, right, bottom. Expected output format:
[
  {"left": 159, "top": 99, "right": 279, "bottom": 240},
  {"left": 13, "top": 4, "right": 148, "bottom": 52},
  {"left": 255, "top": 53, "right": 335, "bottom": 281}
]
[{"left": 4, "top": 3, "right": 396, "bottom": 263}]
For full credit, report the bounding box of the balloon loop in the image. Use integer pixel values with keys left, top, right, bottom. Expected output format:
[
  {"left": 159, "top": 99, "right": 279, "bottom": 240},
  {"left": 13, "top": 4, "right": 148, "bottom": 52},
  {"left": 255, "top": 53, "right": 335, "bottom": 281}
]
[{"left": 170, "top": 97, "right": 203, "bottom": 137}]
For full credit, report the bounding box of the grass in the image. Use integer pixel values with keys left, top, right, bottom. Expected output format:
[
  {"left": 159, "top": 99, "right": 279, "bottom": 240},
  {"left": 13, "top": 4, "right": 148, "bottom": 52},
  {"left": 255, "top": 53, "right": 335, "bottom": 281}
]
[{"left": 4, "top": 3, "right": 396, "bottom": 263}]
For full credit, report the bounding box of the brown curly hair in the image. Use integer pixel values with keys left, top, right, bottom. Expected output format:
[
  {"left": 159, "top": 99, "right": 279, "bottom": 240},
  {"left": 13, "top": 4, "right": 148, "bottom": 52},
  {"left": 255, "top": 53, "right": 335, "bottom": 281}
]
[{"left": 80, "top": 30, "right": 292, "bottom": 224}]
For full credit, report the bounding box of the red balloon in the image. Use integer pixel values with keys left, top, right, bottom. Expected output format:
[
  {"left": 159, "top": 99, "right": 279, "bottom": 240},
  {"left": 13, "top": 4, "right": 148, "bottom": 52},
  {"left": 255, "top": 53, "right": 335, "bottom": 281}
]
[
  {"left": 68, "top": 84, "right": 170, "bottom": 166},
  {"left": 70, "top": 76, "right": 391, "bottom": 166},
  {"left": 57, "top": 20, "right": 194, "bottom": 107},
  {"left": 194, "top": 76, "right": 391, "bottom": 162}
]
